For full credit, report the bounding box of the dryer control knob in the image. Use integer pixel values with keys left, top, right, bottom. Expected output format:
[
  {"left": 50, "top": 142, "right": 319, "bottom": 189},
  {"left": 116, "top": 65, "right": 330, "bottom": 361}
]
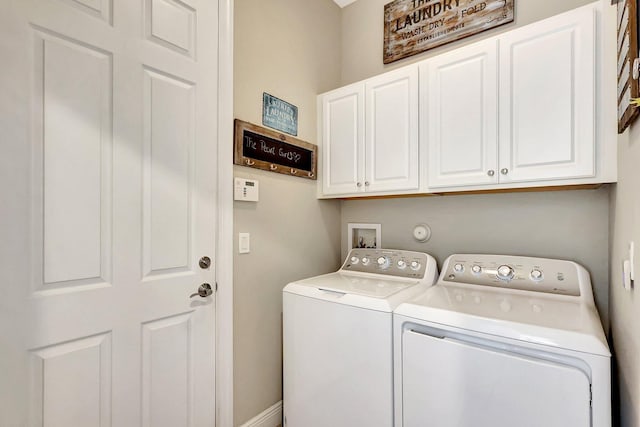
[
  {"left": 497, "top": 265, "right": 514, "bottom": 281},
  {"left": 453, "top": 263, "right": 464, "bottom": 273},
  {"left": 397, "top": 260, "right": 407, "bottom": 269},
  {"left": 530, "top": 269, "right": 543, "bottom": 281},
  {"left": 350, "top": 256, "right": 359, "bottom": 264},
  {"left": 471, "top": 265, "right": 482, "bottom": 274},
  {"left": 410, "top": 261, "right": 421, "bottom": 271},
  {"left": 377, "top": 256, "right": 390, "bottom": 269},
  {"left": 361, "top": 257, "right": 370, "bottom": 266}
]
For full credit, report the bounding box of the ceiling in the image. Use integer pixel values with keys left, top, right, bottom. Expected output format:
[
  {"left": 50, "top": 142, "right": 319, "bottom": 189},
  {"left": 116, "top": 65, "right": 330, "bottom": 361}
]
[{"left": 333, "top": 0, "right": 357, "bottom": 7}]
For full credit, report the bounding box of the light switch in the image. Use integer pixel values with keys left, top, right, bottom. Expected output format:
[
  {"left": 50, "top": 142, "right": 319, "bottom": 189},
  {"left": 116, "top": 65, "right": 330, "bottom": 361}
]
[{"left": 239, "top": 232, "right": 250, "bottom": 254}]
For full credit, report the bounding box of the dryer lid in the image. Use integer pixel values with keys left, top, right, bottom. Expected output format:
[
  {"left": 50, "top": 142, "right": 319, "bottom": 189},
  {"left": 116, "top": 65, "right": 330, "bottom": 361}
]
[{"left": 395, "top": 283, "right": 610, "bottom": 356}]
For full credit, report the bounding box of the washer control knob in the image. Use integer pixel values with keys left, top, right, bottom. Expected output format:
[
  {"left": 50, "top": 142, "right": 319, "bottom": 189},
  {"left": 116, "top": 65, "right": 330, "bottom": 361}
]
[
  {"left": 377, "top": 256, "right": 390, "bottom": 269},
  {"left": 397, "top": 260, "right": 407, "bottom": 269},
  {"left": 410, "top": 261, "right": 421, "bottom": 271},
  {"left": 530, "top": 269, "right": 543, "bottom": 281},
  {"left": 453, "top": 263, "right": 464, "bottom": 273},
  {"left": 361, "top": 257, "right": 370, "bottom": 266},
  {"left": 497, "top": 265, "right": 514, "bottom": 281},
  {"left": 471, "top": 265, "right": 482, "bottom": 274},
  {"left": 350, "top": 256, "right": 359, "bottom": 264}
]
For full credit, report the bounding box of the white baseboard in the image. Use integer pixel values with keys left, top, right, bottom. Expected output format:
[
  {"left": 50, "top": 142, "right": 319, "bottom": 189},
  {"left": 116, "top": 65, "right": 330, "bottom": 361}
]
[{"left": 239, "top": 401, "right": 282, "bottom": 427}]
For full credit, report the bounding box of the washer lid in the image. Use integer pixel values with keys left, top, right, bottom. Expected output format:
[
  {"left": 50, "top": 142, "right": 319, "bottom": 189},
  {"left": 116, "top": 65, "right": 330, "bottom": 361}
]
[
  {"left": 395, "top": 283, "right": 610, "bottom": 356},
  {"left": 284, "top": 271, "right": 428, "bottom": 312},
  {"left": 289, "top": 271, "right": 419, "bottom": 298}
]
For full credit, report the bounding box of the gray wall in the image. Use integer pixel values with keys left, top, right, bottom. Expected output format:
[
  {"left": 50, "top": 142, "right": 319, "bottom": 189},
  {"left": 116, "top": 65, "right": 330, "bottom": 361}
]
[
  {"left": 340, "top": 0, "right": 596, "bottom": 84},
  {"left": 233, "top": 0, "right": 342, "bottom": 424},
  {"left": 611, "top": 95, "right": 640, "bottom": 424},
  {"left": 342, "top": 188, "right": 611, "bottom": 328}
]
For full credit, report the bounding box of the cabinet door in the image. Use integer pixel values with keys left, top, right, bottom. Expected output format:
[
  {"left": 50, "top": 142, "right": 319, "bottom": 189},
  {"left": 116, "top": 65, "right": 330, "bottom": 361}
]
[
  {"left": 365, "top": 67, "right": 419, "bottom": 193},
  {"left": 321, "top": 83, "right": 365, "bottom": 195},
  {"left": 425, "top": 39, "right": 499, "bottom": 188},
  {"left": 499, "top": 5, "right": 596, "bottom": 183}
]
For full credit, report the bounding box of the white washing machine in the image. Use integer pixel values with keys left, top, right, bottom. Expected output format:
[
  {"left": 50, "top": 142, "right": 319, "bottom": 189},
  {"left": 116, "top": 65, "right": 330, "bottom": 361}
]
[
  {"left": 393, "top": 254, "right": 611, "bottom": 427},
  {"left": 283, "top": 248, "right": 438, "bottom": 427}
]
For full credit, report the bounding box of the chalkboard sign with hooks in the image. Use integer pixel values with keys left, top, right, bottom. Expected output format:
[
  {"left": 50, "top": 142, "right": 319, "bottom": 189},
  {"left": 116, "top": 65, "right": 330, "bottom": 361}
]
[{"left": 234, "top": 119, "right": 317, "bottom": 180}]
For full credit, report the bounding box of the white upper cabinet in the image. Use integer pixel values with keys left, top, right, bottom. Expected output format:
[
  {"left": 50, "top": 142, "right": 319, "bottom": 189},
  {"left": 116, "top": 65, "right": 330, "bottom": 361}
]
[
  {"left": 425, "top": 39, "right": 499, "bottom": 188},
  {"left": 365, "top": 67, "right": 419, "bottom": 193},
  {"left": 319, "top": 1, "right": 615, "bottom": 198},
  {"left": 499, "top": 5, "right": 596, "bottom": 184},
  {"left": 320, "top": 67, "right": 419, "bottom": 197},
  {"left": 321, "top": 83, "right": 364, "bottom": 196}
]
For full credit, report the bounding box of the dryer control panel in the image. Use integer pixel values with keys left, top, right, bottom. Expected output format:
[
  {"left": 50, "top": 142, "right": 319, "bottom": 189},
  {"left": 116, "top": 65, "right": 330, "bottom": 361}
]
[
  {"left": 441, "top": 254, "right": 583, "bottom": 296},
  {"left": 342, "top": 249, "right": 429, "bottom": 279}
]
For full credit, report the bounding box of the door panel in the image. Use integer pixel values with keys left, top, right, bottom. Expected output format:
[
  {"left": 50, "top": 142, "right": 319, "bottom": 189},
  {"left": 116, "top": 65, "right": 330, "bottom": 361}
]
[
  {"left": 146, "top": 0, "right": 196, "bottom": 57},
  {"left": 142, "top": 68, "right": 195, "bottom": 276},
  {"left": 142, "top": 313, "right": 194, "bottom": 427},
  {"left": 30, "top": 333, "right": 112, "bottom": 427},
  {"left": 34, "top": 28, "right": 113, "bottom": 289}
]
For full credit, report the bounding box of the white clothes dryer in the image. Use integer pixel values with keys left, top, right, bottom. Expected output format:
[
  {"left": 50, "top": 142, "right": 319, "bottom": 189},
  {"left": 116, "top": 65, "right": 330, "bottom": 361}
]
[
  {"left": 394, "top": 254, "right": 611, "bottom": 427},
  {"left": 283, "top": 248, "right": 438, "bottom": 427}
]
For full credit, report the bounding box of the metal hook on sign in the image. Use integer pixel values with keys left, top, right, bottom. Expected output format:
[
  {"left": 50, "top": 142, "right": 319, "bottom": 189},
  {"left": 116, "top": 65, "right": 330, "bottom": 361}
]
[
  {"left": 308, "top": 171, "right": 315, "bottom": 178},
  {"left": 270, "top": 164, "right": 278, "bottom": 171},
  {"left": 246, "top": 159, "right": 255, "bottom": 166},
  {"left": 290, "top": 169, "right": 297, "bottom": 175}
]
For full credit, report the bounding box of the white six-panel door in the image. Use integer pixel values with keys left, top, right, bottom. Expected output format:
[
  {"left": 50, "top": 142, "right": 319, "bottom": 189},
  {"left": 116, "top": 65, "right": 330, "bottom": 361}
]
[{"left": 0, "top": 0, "right": 218, "bottom": 425}]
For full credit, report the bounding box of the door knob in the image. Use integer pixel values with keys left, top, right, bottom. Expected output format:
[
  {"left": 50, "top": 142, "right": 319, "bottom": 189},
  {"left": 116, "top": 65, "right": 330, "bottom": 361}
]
[{"left": 190, "top": 283, "right": 213, "bottom": 298}]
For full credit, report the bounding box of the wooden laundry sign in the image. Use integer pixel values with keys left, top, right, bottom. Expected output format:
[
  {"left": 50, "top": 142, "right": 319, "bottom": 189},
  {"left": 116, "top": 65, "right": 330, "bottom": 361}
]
[{"left": 384, "top": 0, "right": 514, "bottom": 64}]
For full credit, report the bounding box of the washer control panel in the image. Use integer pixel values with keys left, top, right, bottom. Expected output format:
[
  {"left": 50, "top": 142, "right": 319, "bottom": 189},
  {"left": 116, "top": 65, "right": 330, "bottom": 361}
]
[
  {"left": 342, "top": 249, "right": 429, "bottom": 279},
  {"left": 442, "top": 254, "right": 581, "bottom": 296}
]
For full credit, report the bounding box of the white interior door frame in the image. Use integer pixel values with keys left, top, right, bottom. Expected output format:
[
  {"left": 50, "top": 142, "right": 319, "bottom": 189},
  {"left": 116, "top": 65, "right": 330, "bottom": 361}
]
[{"left": 216, "top": 0, "right": 235, "bottom": 426}]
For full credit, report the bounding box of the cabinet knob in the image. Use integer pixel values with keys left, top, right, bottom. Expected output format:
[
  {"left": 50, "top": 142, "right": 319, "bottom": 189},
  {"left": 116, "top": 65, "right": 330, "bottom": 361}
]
[
  {"left": 357, "top": 182, "right": 362, "bottom": 187},
  {"left": 365, "top": 181, "right": 370, "bottom": 186},
  {"left": 501, "top": 168, "right": 509, "bottom": 175},
  {"left": 487, "top": 170, "right": 495, "bottom": 177}
]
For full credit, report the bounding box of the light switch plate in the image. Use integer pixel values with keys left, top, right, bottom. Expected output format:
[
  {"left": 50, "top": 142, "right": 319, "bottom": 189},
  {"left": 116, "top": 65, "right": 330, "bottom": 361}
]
[
  {"left": 623, "top": 260, "right": 632, "bottom": 291},
  {"left": 239, "top": 232, "right": 250, "bottom": 254},
  {"left": 629, "top": 241, "right": 635, "bottom": 281}
]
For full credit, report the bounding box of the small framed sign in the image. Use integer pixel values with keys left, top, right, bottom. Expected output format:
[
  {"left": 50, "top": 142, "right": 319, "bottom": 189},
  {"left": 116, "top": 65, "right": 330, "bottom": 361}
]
[
  {"left": 234, "top": 119, "right": 317, "bottom": 180},
  {"left": 384, "top": 0, "right": 515, "bottom": 64},
  {"left": 262, "top": 93, "right": 298, "bottom": 136}
]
